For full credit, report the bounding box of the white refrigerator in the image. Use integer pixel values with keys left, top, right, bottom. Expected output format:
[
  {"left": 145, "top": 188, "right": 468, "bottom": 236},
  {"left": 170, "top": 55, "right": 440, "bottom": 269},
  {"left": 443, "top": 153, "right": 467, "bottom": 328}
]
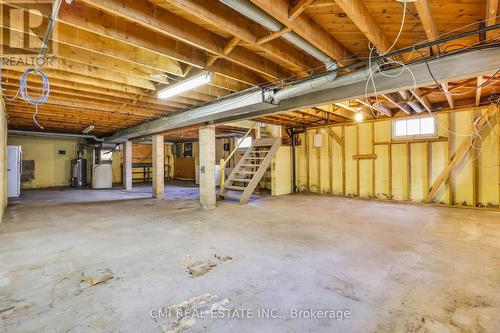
[{"left": 7, "top": 145, "right": 22, "bottom": 198}]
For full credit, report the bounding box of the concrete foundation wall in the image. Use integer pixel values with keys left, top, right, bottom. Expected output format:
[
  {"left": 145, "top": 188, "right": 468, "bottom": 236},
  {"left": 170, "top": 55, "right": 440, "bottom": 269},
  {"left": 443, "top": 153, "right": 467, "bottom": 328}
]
[
  {"left": 7, "top": 135, "right": 85, "bottom": 189},
  {"left": 0, "top": 99, "right": 7, "bottom": 222},
  {"left": 295, "top": 106, "right": 499, "bottom": 208}
]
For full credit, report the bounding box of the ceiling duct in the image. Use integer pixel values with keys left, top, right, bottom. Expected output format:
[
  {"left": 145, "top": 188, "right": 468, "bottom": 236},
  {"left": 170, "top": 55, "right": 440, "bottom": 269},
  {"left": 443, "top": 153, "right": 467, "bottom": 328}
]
[
  {"left": 219, "top": 0, "right": 338, "bottom": 71},
  {"left": 106, "top": 48, "right": 500, "bottom": 142},
  {"left": 106, "top": 88, "right": 275, "bottom": 142}
]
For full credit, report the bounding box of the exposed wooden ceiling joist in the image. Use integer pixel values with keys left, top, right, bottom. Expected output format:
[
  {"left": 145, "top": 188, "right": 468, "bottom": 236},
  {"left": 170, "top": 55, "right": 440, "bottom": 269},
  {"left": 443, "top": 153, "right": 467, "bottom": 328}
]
[
  {"left": 79, "top": 0, "right": 289, "bottom": 82},
  {"left": 485, "top": 0, "right": 499, "bottom": 41},
  {"left": 414, "top": 0, "right": 441, "bottom": 54},
  {"left": 154, "top": 0, "right": 320, "bottom": 75},
  {"left": 334, "top": 0, "right": 393, "bottom": 54},
  {"left": 289, "top": 0, "right": 315, "bottom": 21},
  {"left": 249, "top": 0, "right": 354, "bottom": 65}
]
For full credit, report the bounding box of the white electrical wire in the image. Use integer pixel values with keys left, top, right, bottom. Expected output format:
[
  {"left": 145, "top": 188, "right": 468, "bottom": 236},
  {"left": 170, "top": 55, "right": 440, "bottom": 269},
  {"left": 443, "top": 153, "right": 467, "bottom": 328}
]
[
  {"left": 363, "top": 2, "right": 413, "bottom": 118},
  {"left": 0, "top": 63, "right": 51, "bottom": 129},
  {"left": 384, "top": 2, "right": 407, "bottom": 55},
  {"left": 3, "top": 68, "right": 51, "bottom": 129},
  {"left": 20, "top": 68, "right": 50, "bottom": 105},
  {"left": 360, "top": 1, "right": 499, "bottom": 162}
]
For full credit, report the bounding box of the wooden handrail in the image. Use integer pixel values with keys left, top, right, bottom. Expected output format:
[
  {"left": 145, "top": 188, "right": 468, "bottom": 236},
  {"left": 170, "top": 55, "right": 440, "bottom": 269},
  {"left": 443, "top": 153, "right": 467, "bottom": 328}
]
[{"left": 219, "top": 122, "right": 256, "bottom": 188}]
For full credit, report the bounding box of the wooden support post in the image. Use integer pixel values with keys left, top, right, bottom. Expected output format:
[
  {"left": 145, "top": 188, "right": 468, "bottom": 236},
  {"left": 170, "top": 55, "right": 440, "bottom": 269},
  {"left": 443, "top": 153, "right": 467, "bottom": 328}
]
[
  {"left": 356, "top": 125, "right": 360, "bottom": 196},
  {"left": 388, "top": 143, "right": 393, "bottom": 199},
  {"left": 219, "top": 158, "right": 225, "bottom": 189},
  {"left": 341, "top": 126, "right": 346, "bottom": 195},
  {"left": 326, "top": 127, "right": 344, "bottom": 195},
  {"left": 407, "top": 143, "right": 411, "bottom": 201},
  {"left": 472, "top": 109, "right": 479, "bottom": 207},
  {"left": 152, "top": 134, "right": 164, "bottom": 199},
  {"left": 447, "top": 113, "right": 454, "bottom": 205},
  {"left": 305, "top": 131, "right": 310, "bottom": 191},
  {"left": 497, "top": 103, "right": 500, "bottom": 207},
  {"left": 425, "top": 142, "right": 430, "bottom": 196},
  {"left": 316, "top": 129, "right": 321, "bottom": 193},
  {"left": 371, "top": 122, "right": 375, "bottom": 197},
  {"left": 328, "top": 129, "right": 333, "bottom": 194}
]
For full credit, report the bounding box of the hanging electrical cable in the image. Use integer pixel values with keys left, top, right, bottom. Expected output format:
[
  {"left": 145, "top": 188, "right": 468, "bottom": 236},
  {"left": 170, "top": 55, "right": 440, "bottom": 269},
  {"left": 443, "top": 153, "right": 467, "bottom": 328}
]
[
  {"left": 363, "top": 1, "right": 414, "bottom": 118},
  {"left": 0, "top": 0, "right": 64, "bottom": 129},
  {"left": 19, "top": 68, "right": 51, "bottom": 129}
]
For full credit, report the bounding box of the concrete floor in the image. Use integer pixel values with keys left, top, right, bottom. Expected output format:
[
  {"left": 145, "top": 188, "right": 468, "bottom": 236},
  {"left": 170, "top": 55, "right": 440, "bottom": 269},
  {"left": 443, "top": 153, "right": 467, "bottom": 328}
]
[{"left": 1, "top": 184, "right": 499, "bottom": 333}]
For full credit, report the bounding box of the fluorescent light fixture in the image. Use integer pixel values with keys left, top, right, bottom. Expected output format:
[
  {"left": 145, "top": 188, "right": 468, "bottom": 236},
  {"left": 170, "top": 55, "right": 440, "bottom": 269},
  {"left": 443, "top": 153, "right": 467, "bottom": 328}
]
[
  {"left": 354, "top": 112, "right": 364, "bottom": 122},
  {"left": 83, "top": 125, "right": 95, "bottom": 134},
  {"left": 157, "top": 71, "right": 211, "bottom": 99}
]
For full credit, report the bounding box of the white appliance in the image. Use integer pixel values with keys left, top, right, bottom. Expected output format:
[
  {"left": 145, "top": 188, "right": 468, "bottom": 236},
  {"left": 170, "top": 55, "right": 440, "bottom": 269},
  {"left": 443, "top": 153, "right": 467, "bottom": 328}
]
[
  {"left": 7, "top": 145, "right": 22, "bottom": 198},
  {"left": 195, "top": 164, "right": 221, "bottom": 186},
  {"left": 92, "top": 145, "right": 113, "bottom": 189}
]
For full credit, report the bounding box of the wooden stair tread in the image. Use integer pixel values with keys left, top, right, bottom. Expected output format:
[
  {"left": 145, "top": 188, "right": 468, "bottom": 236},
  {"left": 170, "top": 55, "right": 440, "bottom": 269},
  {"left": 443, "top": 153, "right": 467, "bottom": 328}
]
[
  {"left": 225, "top": 185, "right": 246, "bottom": 191},
  {"left": 249, "top": 150, "right": 270, "bottom": 153},
  {"left": 229, "top": 178, "right": 251, "bottom": 182},
  {"left": 218, "top": 192, "right": 241, "bottom": 200},
  {"left": 220, "top": 137, "right": 281, "bottom": 204}
]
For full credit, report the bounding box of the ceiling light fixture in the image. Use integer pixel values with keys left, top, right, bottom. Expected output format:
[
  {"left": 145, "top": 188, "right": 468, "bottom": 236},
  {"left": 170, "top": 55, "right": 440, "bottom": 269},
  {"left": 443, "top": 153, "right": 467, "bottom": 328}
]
[
  {"left": 157, "top": 71, "right": 211, "bottom": 100},
  {"left": 354, "top": 112, "right": 364, "bottom": 122},
  {"left": 82, "top": 125, "right": 95, "bottom": 134}
]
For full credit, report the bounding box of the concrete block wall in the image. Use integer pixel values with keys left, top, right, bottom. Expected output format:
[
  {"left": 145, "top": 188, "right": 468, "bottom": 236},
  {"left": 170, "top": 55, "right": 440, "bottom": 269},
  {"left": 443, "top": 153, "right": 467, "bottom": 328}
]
[{"left": 7, "top": 135, "right": 84, "bottom": 189}]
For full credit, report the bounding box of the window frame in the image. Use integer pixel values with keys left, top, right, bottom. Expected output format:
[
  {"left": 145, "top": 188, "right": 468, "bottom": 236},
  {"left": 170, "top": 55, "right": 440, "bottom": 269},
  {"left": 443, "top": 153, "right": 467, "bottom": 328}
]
[{"left": 392, "top": 116, "right": 437, "bottom": 140}]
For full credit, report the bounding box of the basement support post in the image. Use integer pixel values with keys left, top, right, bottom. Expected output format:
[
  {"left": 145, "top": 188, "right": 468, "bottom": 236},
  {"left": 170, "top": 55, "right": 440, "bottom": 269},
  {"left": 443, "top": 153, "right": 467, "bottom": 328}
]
[
  {"left": 123, "top": 140, "right": 132, "bottom": 190},
  {"left": 152, "top": 134, "right": 164, "bottom": 199},
  {"left": 199, "top": 125, "right": 216, "bottom": 209}
]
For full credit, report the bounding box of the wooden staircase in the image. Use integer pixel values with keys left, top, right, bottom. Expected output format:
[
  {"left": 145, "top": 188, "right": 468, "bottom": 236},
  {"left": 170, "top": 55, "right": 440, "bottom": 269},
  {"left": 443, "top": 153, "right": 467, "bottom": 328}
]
[{"left": 218, "top": 137, "right": 281, "bottom": 204}]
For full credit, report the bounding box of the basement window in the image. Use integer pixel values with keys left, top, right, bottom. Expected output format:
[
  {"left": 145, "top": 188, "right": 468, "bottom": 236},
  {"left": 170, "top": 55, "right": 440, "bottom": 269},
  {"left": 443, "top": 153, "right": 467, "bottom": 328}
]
[
  {"left": 392, "top": 116, "right": 436, "bottom": 139},
  {"left": 236, "top": 136, "right": 252, "bottom": 149}
]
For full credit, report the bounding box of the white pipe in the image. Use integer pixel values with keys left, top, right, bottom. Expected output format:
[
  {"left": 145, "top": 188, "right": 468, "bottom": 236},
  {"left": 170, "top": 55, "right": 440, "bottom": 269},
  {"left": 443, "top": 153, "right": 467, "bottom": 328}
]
[
  {"left": 219, "top": 0, "right": 337, "bottom": 70},
  {"left": 8, "top": 130, "right": 104, "bottom": 141}
]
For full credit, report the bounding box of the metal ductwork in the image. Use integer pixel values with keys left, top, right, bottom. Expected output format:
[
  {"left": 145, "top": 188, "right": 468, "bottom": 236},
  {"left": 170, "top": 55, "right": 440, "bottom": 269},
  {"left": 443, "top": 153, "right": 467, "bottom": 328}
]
[
  {"left": 219, "top": 0, "right": 338, "bottom": 71},
  {"left": 273, "top": 68, "right": 372, "bottom": 103},
  {"left": 105, "top": 48, "right": 500, "bottom": 142},
  {"left": 106, "top": 88, "right": 276, "bottom": 142}
]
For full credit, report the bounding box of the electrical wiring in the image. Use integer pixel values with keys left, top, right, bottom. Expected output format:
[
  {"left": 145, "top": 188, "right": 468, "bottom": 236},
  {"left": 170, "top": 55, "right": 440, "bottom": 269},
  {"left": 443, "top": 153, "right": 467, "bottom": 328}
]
[
  {"left": 442, "top": 43, "right": 470, "bottom": 53},
  {"left": 363, "top": 2, "right": 415, "bottom": 118},
  {"left": 0, "top": 64, "right": 51, "bottom": 129},
  {"left": 20, "top": 69, "right": 50, "bottom": 105},
  {"left": 385, "top": 2, "right": 407, "bottom": 54},
  {"left": 0, "top": 0, "right": 65, "bottom": 129},
  {"left": 416, "top": 48, "right": 500, "bottom": 97},
  {"left": 356, "top": 6, "right": 498, "bottom": 162},
  {"left": 409, "top": 41, "right": 499, "bottom": 142},
  {"left": 258, "top": 19, "right": 500, "bottom": 91},
  {"left": 398, "top": 1, "right": 419, "bottom": 20}
]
